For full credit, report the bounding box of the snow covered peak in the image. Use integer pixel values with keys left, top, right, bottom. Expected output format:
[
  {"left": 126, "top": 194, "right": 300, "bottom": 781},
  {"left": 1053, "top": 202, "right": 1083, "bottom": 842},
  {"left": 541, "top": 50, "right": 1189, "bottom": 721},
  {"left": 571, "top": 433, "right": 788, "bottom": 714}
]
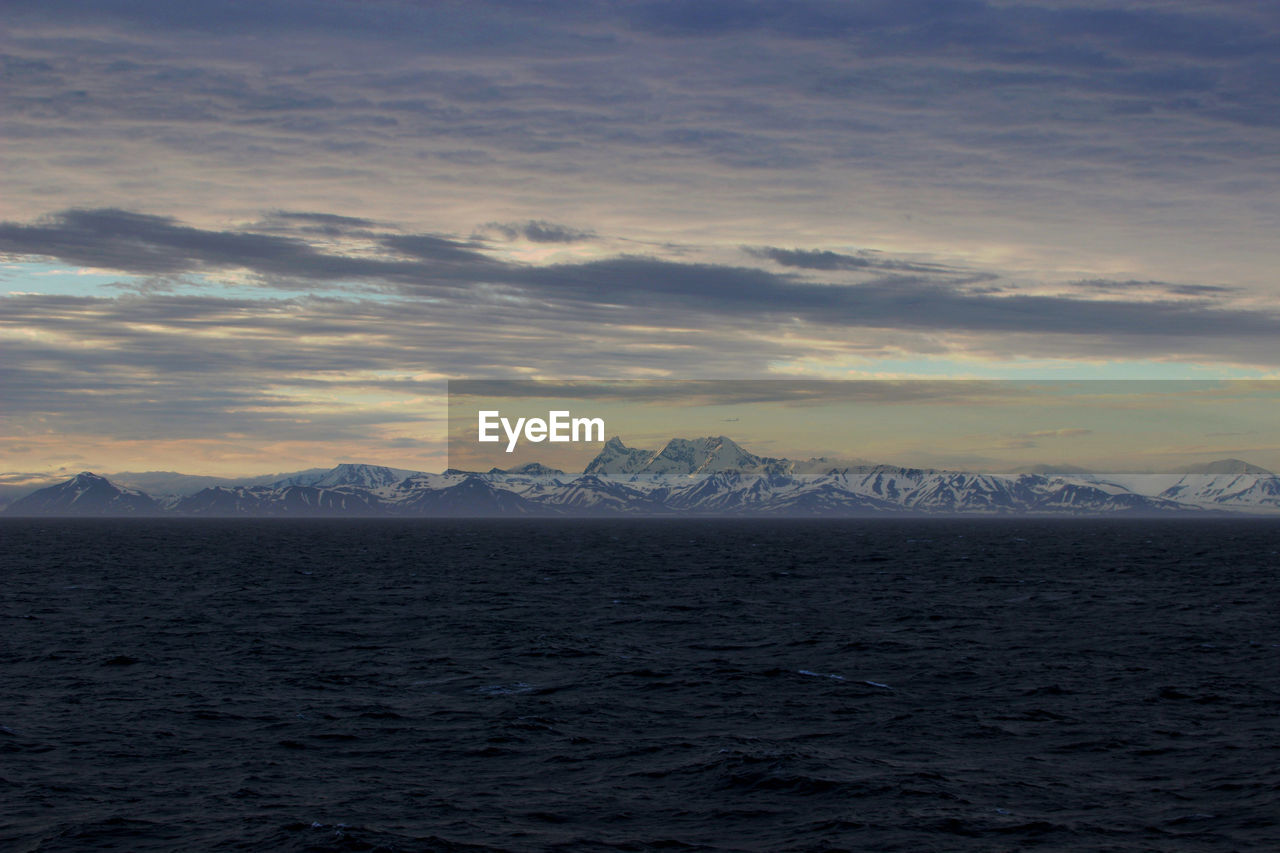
[
  {"left": 649, "top": 436, "right": 763, "bottom": 475},
  {"left": 275, "top": 463, "right": 418, "bottom": 489},
  {"left": 489, "top": 462, "right": 564, "bottom": 477},
  {"left": 6, "top": 471, "right": 159, "bottom": 515},
  {"left": 314, "top": 463, "right": 402, "bottom": 489},
  {"left": 583, "top": 435, "right": 775, "bottom": 477},
  {"left": 583, "top": 436, "right": 657, "bottom": 476}
]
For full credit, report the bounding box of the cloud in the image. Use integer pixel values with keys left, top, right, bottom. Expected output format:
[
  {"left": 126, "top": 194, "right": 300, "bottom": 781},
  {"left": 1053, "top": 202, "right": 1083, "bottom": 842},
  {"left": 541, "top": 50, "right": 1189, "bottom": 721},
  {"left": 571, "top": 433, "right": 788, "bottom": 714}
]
[
  {"left": 450, "top": 379, "right": 1032, "bottom": 407},
  {"left": 3, "top": 0, "right": 1279, "bottom": 306},
  {"left": 478, "top": 220, "right": 596, "bottom": 243},
  {"left": 0, "top": 209, "right": 352, "bottom": 277},
  {"left": 257, "top": 211, "right": 383, "bottom": 235},
  {"left": 1071, "top": 279, "right": 1236, "bottom": 297},
  {"left": 0, "top": 287, "right": 798, "bottom": 459},
  {"left": 1025, "top": 428, "right": 1093, "bottom": 439},
  {"left": 624, "top": 0, "right": 1274, "bottom": 64},
  {"left": 747, "top": 246, "right": 963, "bottom": 275},
  {"left": 0, "top": 209, "right": 489, "bottom": 285},
  {"left": 3, "top": 208, "right": 1279, "bottom": 348},
  {"left": 5, "top": 204, "right": 1280, "bottom": 474},
  {"left": 988, "top": 427, "right": 1093, "bottom": 451},
  {"left": 517, "top": 255, "right": 1278, "bottom": 340},
  {"left": 3, "top": 1, "right": 1280, "bottom": 475},
  {"left": 380, "top": 233, "right": 497, "bottom": 265}
]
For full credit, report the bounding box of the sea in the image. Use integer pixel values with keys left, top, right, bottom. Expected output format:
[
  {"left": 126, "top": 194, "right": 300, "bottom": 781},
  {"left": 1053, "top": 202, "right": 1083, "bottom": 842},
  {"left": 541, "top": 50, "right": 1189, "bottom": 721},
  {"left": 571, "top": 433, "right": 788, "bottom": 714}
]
[{"left": 1, "top": 518, "right": 1278, "bottom": 852}]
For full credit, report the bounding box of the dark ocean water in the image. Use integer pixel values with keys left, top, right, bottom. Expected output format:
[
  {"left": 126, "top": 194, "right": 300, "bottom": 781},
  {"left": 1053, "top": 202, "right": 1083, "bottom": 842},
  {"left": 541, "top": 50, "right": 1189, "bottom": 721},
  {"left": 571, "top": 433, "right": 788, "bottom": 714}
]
[{"left": 1, "top": 518, "right": 1278, "bottom": 852}]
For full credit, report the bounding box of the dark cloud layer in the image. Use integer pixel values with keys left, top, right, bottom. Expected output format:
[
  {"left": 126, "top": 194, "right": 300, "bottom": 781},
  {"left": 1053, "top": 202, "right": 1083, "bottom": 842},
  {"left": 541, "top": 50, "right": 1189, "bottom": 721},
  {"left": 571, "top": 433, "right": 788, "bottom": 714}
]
[
  {"left": 0, "top": 209, "right": 488, "bottom": 284},
  {"left": 748, "top": 246, "right": 959, "bottom": 275},
  {"left": 1071, "top": 278, "right": 1237, "bottom": 297},
  {"left": 6, "top": 1, "right": 1279, "bottom": 203},
  {"left": 478, "top": 220, "right": 597, "bottom": 243},
  {"left": 2, "top": 208, "right": 1274, "bottom": 344}
]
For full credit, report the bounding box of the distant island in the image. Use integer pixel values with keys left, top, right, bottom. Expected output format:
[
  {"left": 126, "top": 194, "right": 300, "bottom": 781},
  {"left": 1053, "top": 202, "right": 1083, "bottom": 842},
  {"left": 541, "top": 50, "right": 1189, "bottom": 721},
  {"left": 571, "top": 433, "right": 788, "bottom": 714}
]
[{"left": 5, "top": 436, "right": 1280, "bottom": 517}]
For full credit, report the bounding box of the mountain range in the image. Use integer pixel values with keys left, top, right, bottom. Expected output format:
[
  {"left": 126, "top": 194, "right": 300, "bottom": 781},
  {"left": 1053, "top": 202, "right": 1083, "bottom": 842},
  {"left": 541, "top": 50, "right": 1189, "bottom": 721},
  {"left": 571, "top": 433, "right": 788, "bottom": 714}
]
[{"left": 5, "top": 437, "right": 1280, "bottom": 517}]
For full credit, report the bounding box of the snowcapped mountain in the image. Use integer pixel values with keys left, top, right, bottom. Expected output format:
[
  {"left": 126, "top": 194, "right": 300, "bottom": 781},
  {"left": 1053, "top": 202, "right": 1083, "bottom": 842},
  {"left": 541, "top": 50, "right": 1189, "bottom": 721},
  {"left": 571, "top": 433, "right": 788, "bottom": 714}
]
[
  {"left": 171, "top": 484, "right": 386, "bottom": 516},
  {"left": 489, "top": 462, "right": 565, "bottom": 477},
  {"left": 392, "top": 475, "right": 547, "bottom": 516},
  {"left": 5, "top": 472, "right": 161, "bottom": 516},
  {"left": 1067, "top": 460, "right": 1280, "bottom": 512},
  {"left": 643, "top": 436, "right": 766, "bottom": 475},
  {"left": 532, "top": 474, "right": 668, "bottom": 514},
  {"left": 659, "top": 470, "right": 886, "bottom": 513},
  {"left": 1029, "top": 478, "right": 1188, "bottom": 513},
  {"left": 170, "top": 486, "right": 273, "bottom": 516},
  {"left": 582, "top": 436, "right": 662, "bottom": 476},
  {"left": 107, "top": 468, "right": 335, "bottom": 497},
  {"left": 7, "top": 447, "right": 1279, "bottom": 517},
  {"left": 582, "top": 436, "right": 869, "bottom": 481},
  {"left": 825, "top": 465, "right": 1028, "bottom": 510},
  {"left": 584, "top": 435, "right": 780, "bottom": 477},
  {"left": 86, "top": 471, "right": 239, "bottom": 498},
  {"left": 270, "top": 463, "right": 422, "bottom": 490},
  {"left": 1150, "top": 472, "right": 1280, "bottom": 510}
]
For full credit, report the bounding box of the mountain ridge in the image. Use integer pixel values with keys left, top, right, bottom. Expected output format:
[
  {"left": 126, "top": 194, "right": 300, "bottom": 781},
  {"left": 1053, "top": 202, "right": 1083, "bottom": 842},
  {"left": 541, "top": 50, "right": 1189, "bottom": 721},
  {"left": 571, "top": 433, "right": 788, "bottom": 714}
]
[
  {"left": 6, "top": 442, "right": 1280, "bottom": 516},
  {"left": 5, "top": 472, "right": 162, "bottom": 516}
]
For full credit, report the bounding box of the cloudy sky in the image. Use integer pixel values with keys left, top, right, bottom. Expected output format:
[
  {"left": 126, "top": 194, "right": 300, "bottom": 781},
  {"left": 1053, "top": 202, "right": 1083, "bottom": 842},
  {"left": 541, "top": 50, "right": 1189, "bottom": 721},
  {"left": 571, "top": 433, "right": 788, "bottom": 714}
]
[{"left": 3, "top": 1, "right": 1279, "bottom": 476}]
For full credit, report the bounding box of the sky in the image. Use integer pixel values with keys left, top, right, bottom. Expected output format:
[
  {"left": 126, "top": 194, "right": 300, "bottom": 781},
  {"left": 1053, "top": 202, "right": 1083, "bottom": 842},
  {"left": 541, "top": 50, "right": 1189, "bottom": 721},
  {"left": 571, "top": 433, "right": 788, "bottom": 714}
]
[
  {"left": 449, "top": 380, "right": 1280, "bottom": 473},
  {"left": 2, "top": 0, "right": 1279, "bottom": 477}
]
